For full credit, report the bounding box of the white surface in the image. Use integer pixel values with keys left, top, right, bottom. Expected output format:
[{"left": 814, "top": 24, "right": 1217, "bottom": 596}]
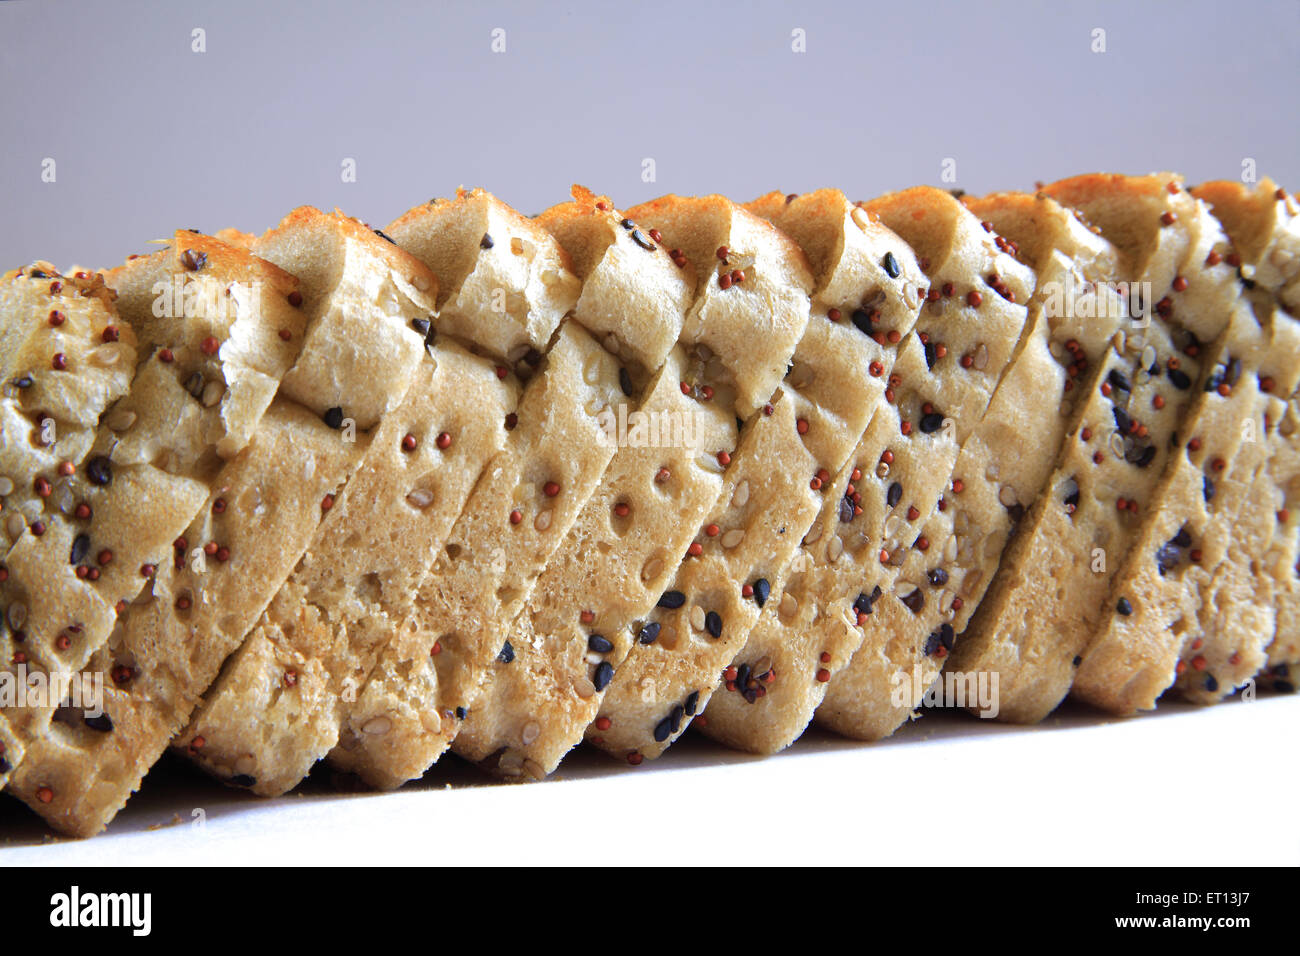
[{"left": 3, "top": 695, "right": 1296, "bottom": 866}]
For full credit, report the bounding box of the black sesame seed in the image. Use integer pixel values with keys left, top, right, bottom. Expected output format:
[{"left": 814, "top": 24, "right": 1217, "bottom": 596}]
[
  {"left": 653, "top": 716, "right": 673, "bottom": 742},
  {"left": 1168, "top": 368, "right": 1192, "bottom": 390},
  {"left": 619, "top": 218, "right": 634, "bottom": 230},
  {"left": 657, "top": 591, "right": 685, "bottom": 609},
  {"left": 638, "top": 621, "right": 660, "bottom": 645},
  {"left": 13, "top": 375, "right": 32, "bottom": 389},
  {"left": 839, "top": 496, "right": 855, "bottom": 523},
  {"left": 411, "top": 317, "right": 431, "bottom": 337},
  {"left": 1117, "top": 597, "right": 1133, "bottom": 616},
  {"left": 455, "top": 706, "right": 467, "bottom": 720},
  {"left": 230, "top": 774, "right": 256, "bottom": 788},
  {"left": 736, "top": 662, "right": 751, "bottom": 690},
  {"left": 619, "top": 367, "right": 633, "bottom": 397},
  {"left": 1107, "top": 369, "right": 1131, "bottom": 393},
  {"left": 850, "top": 309, "right": 874, "bottom": 335},
  {"left": 631, "top": 229, "right": 655, "bottom": 251},
  {"left": 924, "top": 341, "right": 937, "bottom": 370},
  {"left": 1173, "top": 527, "right": 1193, "bottom": 548},
  {"left": 919, "top": 412, "right": 944, "bottom": 434},
  {"left": 593, "top": 660, "right": 614, "bottom": 691},
  {"left": 480, "top": 234, "right": 494, "bottom": 249},
  {"left": 684, "top": 690, "right": 700, "bottom": 716},
  {"left": 901, "top": 590, "right": 924, "bottom": 613},
  {"left": 883, "top": 251, "right": 901, "bottom": 279},
  {"left": 1205, "top": 674, "right": 1220, "bottom": 693},
  {"left": 923, "top": 629, "right": 943, "bottom": 656},
  {"left": 852, "top": 591, "right": 874, "bottom": 617},
  {"left": 927, "top": 567, "right": 949, "bottom": 587},
  {"left": 1203, "top": 475, "right": 1216, "bottom": 502},
  {"left": 669, "top": 705, "right": 684, "bottom": 734},
  {"left": 1072, "top": 656, "right": 1082, "bottom": 667},
  {"left": 1113, "top": 407, "right": 1132, "bottom": 434},
  {"left": 705, "top": 610, "right": 722, "bottom": 638},
  {"left": 1135, "top": 445, "right": 1157, "bottom": 468},
  {"left": 70, "top": 533, "right": 89, "bottom": 565},
  {"left": 753, "top": 578, "right": 771, "bottom": 608},
  {"left": 85, "top": 713, "right": 113, "bottom": 732},
  {"left": 938, "top": 623, "right": 955, "bottom": 651},
  {"left": 587, "top": 634, "right": 613, "bottom": 654},
  {"left": 323, "top": 406, "right": 345, "bottom": 429},
  {"left": 373, "top": 229, "right": 397, "bottom": 245},
  {"left": 497, "top": 641, "right": 515, "bottom": 664},
  {"left": 86, "top": 456, "right": 113, "bottom": 486},
  {"left": 1155, "top": 542, "right": 1181, "bottom": 576},
  {"left": 887, "top": 482, "right": 903, "bottom": 508}
]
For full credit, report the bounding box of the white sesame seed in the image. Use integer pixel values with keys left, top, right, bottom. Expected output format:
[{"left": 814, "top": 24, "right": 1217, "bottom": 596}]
[{"left": 361, "top": 715, "right": 392, "bottom": 736}]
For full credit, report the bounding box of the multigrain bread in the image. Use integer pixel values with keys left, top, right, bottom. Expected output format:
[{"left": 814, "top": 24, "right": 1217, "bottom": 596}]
[
  {"left": 948, "top": 175, "right": 1249, "bottom": 722},
  {"left": 1189, "top": 180, "right": 1300, "bottom": 695},
  {"left": 323, "top": 191, "right": 641, "bottom": 789},
  {"left": 586, "top": 194, "right": 913, "bottom": 762},
  {"left": 174, "top": 193, "right": 574, "bottom": 794},
  {"left": 802, "top": 188, "right": 1039, "bottom": 741},
  {"left": 1054, "top": 177, "right": 1267, "bottom": 715},
  {"left": 446, "top": 189, "right": 725, "bottom": 778},
  {"left": 695, "top": 189, "right": 931, "bottom": 754},
  {"left": 172, "top": 208, "right": 520, "bottom": 795},
  {"left": 0, "top": 235, "right": 312, "bottom": 827},
  {"left": 3, "top": 172, "right": 1298, "bottom": 839}
]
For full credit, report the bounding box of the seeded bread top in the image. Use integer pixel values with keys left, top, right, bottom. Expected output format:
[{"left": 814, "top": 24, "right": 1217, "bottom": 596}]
[
  {"left": 626, "top": 195, "right": 814, "bottom": 419},
  {"left": 102, "top": 231, "right": 307, "bottom": 461},
  {"left": 0, "top": 266, "right": 136, "bottom": 441},
  {"left": 1192, "top": 179, "right": 1300, "bottom": 314},
  {"left": 536, "top": 185, "right": 694, "bottom": 374},
  {"left": 253, "top": 207, "right": 436, "bottom": 430},
  {"left": 387, "top": 188, "right": 581, "bottom": 363}
]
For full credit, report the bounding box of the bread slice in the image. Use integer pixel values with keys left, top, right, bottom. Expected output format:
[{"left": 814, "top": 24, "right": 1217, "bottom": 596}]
[
  {"left": 1189, "top": 180, "right": 1300, "bottom": 695},
  {"left": 0, "top": 235, "right": 311, "bottom": 830},
  {"left": 1055, "top": 180, "right": 1267, "bottom": 714},
  {"left": 944, "top": 175, "right": 1254, "bottom": 722},
  {"left": 442, "top": 189, "right": 732, "bottom": 779},
  {"left": 585, "top": 193, "right": 932, "bottom": 762},
  {"left": 322, "top": 191, "right": 655, "bottom": 789},
  {"left": 170, "top": 207, "right": 519, "bottom": 794},
  {"left": 693, "top": 189, "right": 934, "bottom": 753}
]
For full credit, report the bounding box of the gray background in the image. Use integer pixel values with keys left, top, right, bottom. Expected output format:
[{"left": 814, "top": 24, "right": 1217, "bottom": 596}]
[{"left": 1, "top": 0, "right": 1296, "bottom": 270}]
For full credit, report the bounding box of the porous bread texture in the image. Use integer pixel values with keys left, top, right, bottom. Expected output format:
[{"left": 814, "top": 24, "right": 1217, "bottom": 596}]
[
  {"left": 251, "top": 207, "right": 436, "bottom": 429},
  {"left": 446, "top": 190, "right": 710, "bottom": 778},
  {"left": 386, "top": 188, "right": 581, "bottom": 364},
  {"left": 589, "top": 196, "right": 913, "bottom": 762},
  {"left": 0, "top": 238, "right": 303, "bottom": 800},
  {"left": 5, "top": 219, "right": 429, "bottom": 833},
  {"left": 179, "top": 343, "right": 516, "bottom": 795},
  {"left": 619, "top": 195, "right": 813, "bottom": 419},
  {"left": 809, "top": 189, "right": 1046, "bottom": 740},
  {"left": 7, "top": 401, "right": 364, "bottom": 835},
  {"left": 103, "top": 231, "right": 305, "bottom": 459},
  {"left": 1191, "top": 180, "right": 1300, "bottom": 689},
  {"left": 171, "top": 209, "right": 518, "bottom": 795},
  {"left": 697, "top": 189, "right": 930, "bottom": 754},
  {"left": 330, "top": 322, "right": 623, "bottom": 788},
  {"left": 946, "top": 174, "right": 1252, "bottom": 723},
  {"left": 1066, "top": 187, "right": 1265, "bottom": 715}
]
